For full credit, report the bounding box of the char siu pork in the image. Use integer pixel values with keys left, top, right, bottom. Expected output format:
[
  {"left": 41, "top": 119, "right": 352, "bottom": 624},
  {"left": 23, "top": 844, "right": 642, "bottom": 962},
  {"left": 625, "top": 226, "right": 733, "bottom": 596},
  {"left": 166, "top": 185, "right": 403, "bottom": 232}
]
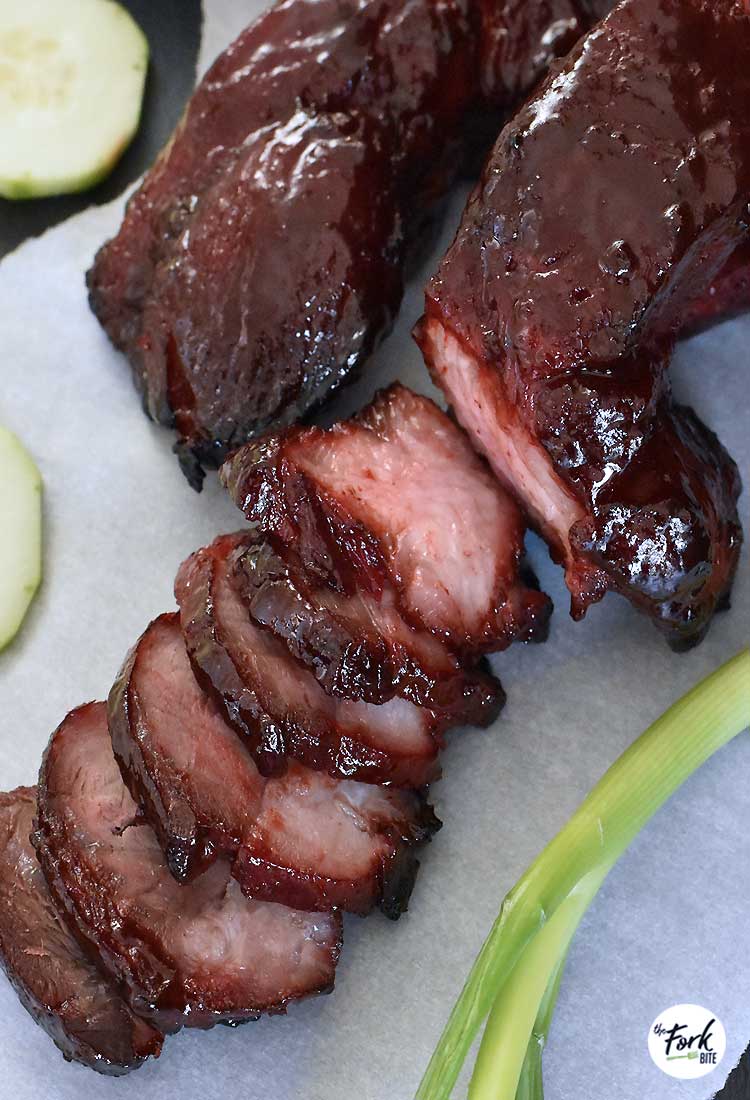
[
  {"left": 175, "top": 532, "right": 450, "bottom": 787},
  {"left": 416, "top": 0, "right": 747, "bottom": 648},
  {"left": 682, "top": 240, "right": 750, "bottom": 337},
  {"left": 109, "top": 613, "right": 438, "bottom": 915},
  {"left": 233, "top": 537, "right": 503, "bottom": 719},
  {"left": 221, "top": 384, "right": 552, "bottom": 655},
  {"left": 34, "top": 703, "right": 343, "bottom": 1032},
  {"left": 0, "top": 788, "right": 163, "bottom": 1075},
  {"left": 88, "top": 0, "right": 613, "bottom": 487}
]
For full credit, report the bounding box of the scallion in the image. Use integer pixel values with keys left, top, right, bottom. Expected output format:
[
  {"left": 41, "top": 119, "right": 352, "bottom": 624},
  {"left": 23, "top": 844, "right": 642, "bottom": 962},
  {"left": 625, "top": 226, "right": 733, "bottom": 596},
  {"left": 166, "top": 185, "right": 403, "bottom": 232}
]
[{"left": 417, "top": 648, "right": 750, "bottom": 1100}]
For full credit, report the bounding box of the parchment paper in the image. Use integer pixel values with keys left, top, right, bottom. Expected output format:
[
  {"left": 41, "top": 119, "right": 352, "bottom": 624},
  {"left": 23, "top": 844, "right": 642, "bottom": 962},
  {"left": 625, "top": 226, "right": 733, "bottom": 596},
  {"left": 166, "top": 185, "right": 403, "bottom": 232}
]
[{"left": 0, "top": 5, "right": 748, "bottom": 1099}]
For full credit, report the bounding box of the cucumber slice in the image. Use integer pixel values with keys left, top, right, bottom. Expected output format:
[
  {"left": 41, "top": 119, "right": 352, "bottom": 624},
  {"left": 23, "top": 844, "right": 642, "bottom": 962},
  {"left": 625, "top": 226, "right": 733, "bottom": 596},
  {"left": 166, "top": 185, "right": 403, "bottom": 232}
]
[
  {"left": 0, "top": 0, "right": 148, "bottom": 200},
  {"left": 0, "top": 427, "right": 42, "bottom": 651}
]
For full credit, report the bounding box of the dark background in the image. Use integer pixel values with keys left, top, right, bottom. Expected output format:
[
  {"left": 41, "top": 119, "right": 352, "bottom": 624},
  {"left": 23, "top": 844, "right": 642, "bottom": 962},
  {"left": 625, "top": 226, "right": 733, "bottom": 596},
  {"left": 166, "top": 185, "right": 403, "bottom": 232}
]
[{"left": 0, "top": 0, "right": 202, "bottom": 259}]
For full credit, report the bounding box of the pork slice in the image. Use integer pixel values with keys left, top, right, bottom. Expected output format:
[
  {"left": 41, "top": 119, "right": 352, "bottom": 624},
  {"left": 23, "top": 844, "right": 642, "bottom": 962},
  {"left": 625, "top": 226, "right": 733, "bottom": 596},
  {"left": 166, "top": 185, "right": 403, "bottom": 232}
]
[
  {"left": 417, "top": 0, "right": 748, "bottom": 646},
  {"left": 175, "top": 533, "right": 445, "bottom": 788},
  {"left": 110, "top": 614, "right": 439, "bottom": 914},
  {"left": 109, "top": 613, "right": 266, "bottom": 882},
  {"left": 235, "top": 761, "right": 439, "bottom": 918},
  {"left": 234, "top": 539, "right": 504, "bottom": 722},
  {"left": 221, "top": 384, "right": 552, "bottom": 654},
  {"left": 35, "top": 704, "right": 342, "bottom": 1032},
  {"left": 0, "top": 787, "right": 163, "bottom": 1074}
]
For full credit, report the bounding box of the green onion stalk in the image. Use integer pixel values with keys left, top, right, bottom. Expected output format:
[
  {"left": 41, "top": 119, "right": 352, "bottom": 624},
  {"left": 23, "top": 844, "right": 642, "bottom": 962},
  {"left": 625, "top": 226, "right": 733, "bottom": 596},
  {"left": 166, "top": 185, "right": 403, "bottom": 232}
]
[{"left": 416, "top": 648, "right": 750, "bottom": 1100}]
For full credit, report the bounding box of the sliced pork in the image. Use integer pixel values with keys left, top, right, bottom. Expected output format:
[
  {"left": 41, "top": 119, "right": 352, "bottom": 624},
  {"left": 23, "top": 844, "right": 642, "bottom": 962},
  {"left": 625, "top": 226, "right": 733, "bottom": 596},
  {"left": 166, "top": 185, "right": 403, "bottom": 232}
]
[
  {"left": 87, "top": 0, "right": 477, "bottom": 487},
  {"left": 0, "top": 787, "right": 163, "bottom": 1075},
  {"left": 234, "top": 538, "right": 504, "bottom": 720},
  {"left": 175, "top": 532, "right": 446, "bottom": 787},
  {"left": 34, "top": 703, "right": 342, "bottom": 1032},
  {"left": 109, "top": 614, "right": 439, "bottom": 914},
  {"left": 88, "top": 0, "right": 613, "bottom": 486},
  {"left": 417, "top": 0, "right": 747, "bottom": 648},
  {"left": 222, "top": 385, "right": 552, "bottom": 654}
]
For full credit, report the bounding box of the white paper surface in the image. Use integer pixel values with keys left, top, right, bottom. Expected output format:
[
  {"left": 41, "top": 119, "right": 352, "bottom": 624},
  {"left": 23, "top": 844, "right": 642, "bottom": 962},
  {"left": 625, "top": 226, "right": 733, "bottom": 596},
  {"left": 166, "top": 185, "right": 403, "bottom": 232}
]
[{"left": 0, "top": 4, "right": 748, "bottom": 1098}]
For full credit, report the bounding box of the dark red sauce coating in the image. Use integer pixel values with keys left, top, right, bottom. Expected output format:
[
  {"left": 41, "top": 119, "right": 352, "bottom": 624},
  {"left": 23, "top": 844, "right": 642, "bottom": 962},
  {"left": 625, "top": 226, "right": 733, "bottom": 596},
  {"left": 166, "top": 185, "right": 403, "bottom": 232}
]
[
  {"left": 88, "top": 0, "right": 612, "bottom": 487},
  {"left": 221, "top": 384, "right": 552, "bottom": 654},
  {"left": 234, "top": 539, "right": 505, "bottom": 721},
  {"left": 108, "top": 612, "right": 439, "bottom": 916},
  {"left": 418, "top": 0, "right": 747, "bottom": 646},
  {"left": 175, "top": 532, "right": 448, "bottom": 787},
  {"left": 681, "top": 239, "right": 750, "bottom": 336},
  {"left": 34, "top": 703, "right": 343, "bottom": 1032},
  {"left": 0, "top": 788, "right": 163, "bottom": 1075}
]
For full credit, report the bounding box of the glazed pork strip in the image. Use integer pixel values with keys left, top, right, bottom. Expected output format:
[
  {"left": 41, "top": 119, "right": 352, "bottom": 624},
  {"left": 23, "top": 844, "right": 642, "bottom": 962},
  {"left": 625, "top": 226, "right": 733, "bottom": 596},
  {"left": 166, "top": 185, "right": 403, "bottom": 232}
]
[
  {"left": 87, "top": 0, "right": 476, "bottom": 487},
  {"left": 88, "top": 0, "right": 612, "bottom": 487},
  {"left": 34, "top": 703, "right": 342, "bottom": 1033},
  {"left": 175, "top": 532, "right": 447, "bottom": 787},
  {"left": 109, "top": 614, "right": 439, "bottom": 916},
  {"left": 222, "top": 384, "right": 552, "bottom": 655},
  {"left": 0, "top": 788, "right": 163, "bottom": 1075},
  {"left": 416, "top": 0, "right": 747, "bottom": 648},
  {"left": 681, "top": 240, "right": 750, "bottom": 337},
  {"left": 234, "top": 538, "right": 505, "bottom": 720}
]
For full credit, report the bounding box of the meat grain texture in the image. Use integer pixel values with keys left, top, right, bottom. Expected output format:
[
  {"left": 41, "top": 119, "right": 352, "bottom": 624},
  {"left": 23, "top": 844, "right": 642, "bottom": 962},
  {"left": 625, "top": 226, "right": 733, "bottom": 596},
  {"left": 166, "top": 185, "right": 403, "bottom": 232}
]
[
  {"left": 109, "top": 613, "right": 439, "bottom": 914},
  {"left": 0, "top": 788, "right": 163, "bottom": 1074},
  {"left": 1, "top": 384, "right": 540, "bottom": 1073},
  {"left": 417, "top": 0, "right": 748, "bottom": 648}
]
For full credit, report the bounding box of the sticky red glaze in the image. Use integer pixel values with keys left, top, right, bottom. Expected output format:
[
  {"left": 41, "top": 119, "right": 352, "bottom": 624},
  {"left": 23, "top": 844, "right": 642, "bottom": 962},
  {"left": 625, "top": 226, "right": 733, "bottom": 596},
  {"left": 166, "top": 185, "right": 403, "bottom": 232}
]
[
  {"left": 109, "top": 613, "right": 439, "bottom": 915},
  {"left": 222, "top": 384, "right": 552, "bottom": 654},
  {"left": 681, "top": 240, "right": 750, "bottom": 336},
  {"left": 233, "top": 537, "right": 505, "bottom": 720},
  {"left": 175, "top": 532, "right": 446, "bottom": 787},
  {"left": 418, "top": 0, "right": 747, "bottom": 647},
  {"left": 34, "top": 704, "right": 342, "bottom": 1032},
  {"left": 87, "top": 0, "right": 477, "bottom": 486},
  {"left": 88, "top": 0, "right": 612, "bottom": 487},
  {"left": 0, "top": 788, "right": 163, "bottom": 1074}
]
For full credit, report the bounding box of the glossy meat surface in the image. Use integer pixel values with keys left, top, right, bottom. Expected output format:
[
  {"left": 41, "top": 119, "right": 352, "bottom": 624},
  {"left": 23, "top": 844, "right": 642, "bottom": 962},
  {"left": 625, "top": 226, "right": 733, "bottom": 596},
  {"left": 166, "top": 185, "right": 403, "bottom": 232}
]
[
  {"left": 35, "top": 703, "right": 342, "bottom": 1031},
  {"left": 175, "top": 532, "right": 446, "bottom": 787},
  {"left": 110, "top": 614, "right": 438, "bottom": 914},
  {"left": 0, "top": 788, "right": 163, "bottom": 1075},
  {"left": 418, "top": 0, "right": 747, "bottom": 646},
  {"left": 88, "top": 0, "right": 476, "bottom": 487},
  {"left": 222, "top": 384, "right": 552, "bottom": 653},
  {"left": 681, "top": 240, "right": 750, "bottom": 336},
  {"left": 234, "top": 538, "right": 504, "bottom": 720},
  {"left": 476, "top": 0, "right": 606, "bottom": 108},
  {"left": 109, "top": 613, "right": 265, "bottom": 881},
  {"left": 88, "top": 0, "right": 611, "bottom": 487}
]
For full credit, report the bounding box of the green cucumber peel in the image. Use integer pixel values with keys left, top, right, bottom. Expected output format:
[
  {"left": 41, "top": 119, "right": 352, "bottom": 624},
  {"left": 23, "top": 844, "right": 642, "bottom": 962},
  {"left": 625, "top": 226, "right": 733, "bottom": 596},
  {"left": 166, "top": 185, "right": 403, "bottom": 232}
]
[{"left": 0, "top": 426, "right": 43, "bottom": 650}]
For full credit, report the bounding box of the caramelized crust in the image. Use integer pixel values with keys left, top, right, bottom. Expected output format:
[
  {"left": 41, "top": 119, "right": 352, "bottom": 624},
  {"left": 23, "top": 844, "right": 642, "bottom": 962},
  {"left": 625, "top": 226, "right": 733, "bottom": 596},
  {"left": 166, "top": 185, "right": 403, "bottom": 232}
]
[
  {"left": 0, "top": 788, "right": 162, "bottom": 1074},
  {"left": 34, "top": 704, "right": 342, "bottom": 1032},
  {"left": 418, "top": 0, "right": 747, "bottom": 646},
  {"left": 222, "top": 385, "right": 552, "bottom": 654},
  {"left": 88, "top": 0, "right": 613, "bottom": 486},
  {"left": 234, "top": 538, "right": 505, "bottom": 720},
  {"left": 681, "top": 240, "right": 750, "bottom": 337},
  {"left": 110, "top": 614, "right": 439, "bottom": 914},
  {"left": 175, "top": 532, "right": 447, "bottom": 787},
  {"left": 87, "top": 0, "right": 477, "bottom": 486}
]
